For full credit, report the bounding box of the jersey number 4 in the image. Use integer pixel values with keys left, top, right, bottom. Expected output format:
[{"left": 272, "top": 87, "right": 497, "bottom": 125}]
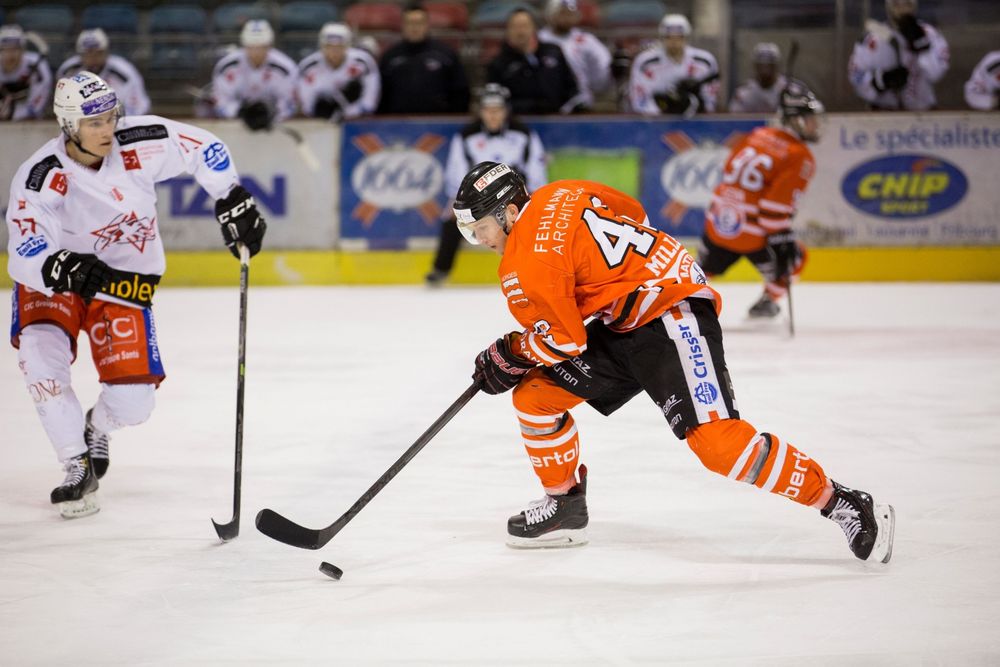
[
  {"left": 722, "top": 146, "right": 774, "bottom": 192},
  {"left": 583, "top": 209, "right": 655, "bottom": 269}
]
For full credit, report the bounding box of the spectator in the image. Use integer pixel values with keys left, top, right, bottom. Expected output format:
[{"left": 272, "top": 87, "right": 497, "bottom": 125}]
[
  {"left": 964, "top": 50, "right": 1000, "bottom": 111},
  {"left": 426, "top": 84, "right": 547, "bottom": 286},
  {"left": 488, "top": 7, "right": 584, "bottom": 115},
  {"left": 298, "top": 23, "right": 380, "bottom": 122},
  {"left": 538, "top": 0, "right": 612, "bottom": 110},
  {"left": 377, "top": 1, "right": 469, "bottom": 114},
  {"left": 628, "top": 14, "right": 720, "bottom": 116},
  {"left": 0, "top": 24, "right": 51, "bottom": 121},
  {"left": 211, "top": 20, "right": 298, "bottom": 130},
  {"left": 57, "top": 29, "right": 150, "bottom": 116},
  {"left": 729, "top": 42, "right": 786, "bottom": 113},
  {"left": 848, "top": 0, "right": 948, "bottom": 111}
]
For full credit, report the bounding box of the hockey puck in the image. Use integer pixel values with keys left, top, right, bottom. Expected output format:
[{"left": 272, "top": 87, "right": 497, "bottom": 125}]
[{"left": 319, "top": 561, "right": 343, "bottom": 580}]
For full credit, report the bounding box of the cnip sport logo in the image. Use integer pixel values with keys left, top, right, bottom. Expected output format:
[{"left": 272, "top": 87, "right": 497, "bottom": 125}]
[{"left": 841, "top": 154, "right": 967, "bottom": 219}]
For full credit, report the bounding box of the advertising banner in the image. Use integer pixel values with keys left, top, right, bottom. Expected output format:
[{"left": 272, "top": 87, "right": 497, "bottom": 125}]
[
  {"left": 339, "top": 117, "right": 763, "bottom": 248},
  {"left": 0, "top": 120, "right": 339, "bottom": 251},
  {"left": 798, "top": 113, "right": 1000, "bottom": 246}
]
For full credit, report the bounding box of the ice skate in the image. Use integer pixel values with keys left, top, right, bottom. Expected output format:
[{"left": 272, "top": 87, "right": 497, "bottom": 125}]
[
  {"left": 747, "top": 293, "right": 780, "bottom": 319},
  {"left": 822, "top": 480, "right": 894, "bottom": 563},
  {"left": 50, "top": 453, "right": 100, "bottom": 519},
  {"left": 424, "top": 269, "right": 447, "bottom": 287},
  {"left": 507, "top": 465, "right": 589, "bottom": 549},
  {"left": 84, "top": 408, "right": 110, "bottom": 479}
]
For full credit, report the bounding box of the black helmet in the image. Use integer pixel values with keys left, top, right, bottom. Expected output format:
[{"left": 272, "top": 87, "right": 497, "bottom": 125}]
[
  {"left": 779, "top": 79, "right": 824, "bottom": 142},
  {"left": 453, "top": 161, "right": 530, "bottom": 243}
]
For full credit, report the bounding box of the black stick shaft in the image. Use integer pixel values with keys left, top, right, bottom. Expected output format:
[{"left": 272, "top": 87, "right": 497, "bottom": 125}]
[
  {"left": 256, "top": 382, "right": 480, "bottom": 549},
  {"left": 213, "top": 244, "right": 250, "bottom": 541}
]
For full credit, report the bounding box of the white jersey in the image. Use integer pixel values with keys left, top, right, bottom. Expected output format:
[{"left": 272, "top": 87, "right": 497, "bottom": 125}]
[
  {"left": 728, "top": 74, "right": 788, "bottom": 113},
  {"left": 964, "top": 50, "right": 1000, "bottom": 111},
  {"left": 538, "top": 27, "right": 612, "bottom": 108},
  {"left": 0, "top": 51, "right": 52, "bottom": 121},
  {"left": 848, "top": 19, "right": 949, "bottom": 110},
  {"left": 211, "top": 48, "right": 298, "bottom": 121},
  {"left": 444, "top": 119, "right": 547, "bottom": 199},
  {"left": 56, "top": 54, "right": 151, "bottom": 116},
  {"left": 296, "top": 47, "right": 380, "bottom": 120},
  {"left": 628, "top": 44, "right": 720, "bottom": 115},
  {"left": 6, "top": 115, "right": 239, "bottom": 298}
]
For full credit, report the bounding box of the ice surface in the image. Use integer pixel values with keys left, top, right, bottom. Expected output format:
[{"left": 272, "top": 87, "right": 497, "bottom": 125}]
[{"left": 2, "top": 283, "right": 999, "bottom": 665}]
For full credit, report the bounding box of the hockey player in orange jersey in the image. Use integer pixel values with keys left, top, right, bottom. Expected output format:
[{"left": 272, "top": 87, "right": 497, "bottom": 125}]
[
  {"left": 700, "top": 79, "right": 821, "bottom": 319},
  {"left": 453, "top": 159, "right": 895, "bottom": 562}
]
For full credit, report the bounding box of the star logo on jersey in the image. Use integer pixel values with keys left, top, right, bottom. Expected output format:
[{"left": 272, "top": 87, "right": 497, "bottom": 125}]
[
  {"left": 91, "top": 210, "right": 158, "bottom": 253},
  {"left": 17, "top": 199, "right": 26, "bottom": 210},
  {"left": 13, "top": 217, "right": 37, "bottom": 236},
  {"left": 121, "top": 149, "right": 142, "bottom": 171}
]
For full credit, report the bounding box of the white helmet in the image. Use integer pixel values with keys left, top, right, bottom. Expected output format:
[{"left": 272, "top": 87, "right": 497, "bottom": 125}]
[
  {"left": 240, "top": 19, "right": 274, "bottom": 47},
  {"left": 53, "top": 71, "right": 122, "bottom": 140},
  {"left": 545, "top": 0, "right": 579, "bottom": 19},
  {"left": 0, "top": 24, "right": 27, "bottom": 49},
  {"left": 318, "top": 22, "right": 351, "bottom": 47},
  {"left": 659, "top": 14, "right": 692, "bottom": 37},
  {"left": 76, "top": 28, "right": 110, "bottom": 53}
]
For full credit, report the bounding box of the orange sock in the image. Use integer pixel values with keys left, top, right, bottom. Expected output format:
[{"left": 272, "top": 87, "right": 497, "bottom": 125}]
[
  {"left": 686, "top": 419, "right": 829, "bottom": 507},
  {"left": 512, "top": 369, "right": 585, "bottom": 493}
]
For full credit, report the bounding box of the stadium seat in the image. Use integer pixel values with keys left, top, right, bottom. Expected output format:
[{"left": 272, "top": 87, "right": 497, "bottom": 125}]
[
  {"left": 280, "top": 2, "right": 338, "bottom": 32},
  {"left": 602, "top": 0, "right": 667, "bottom": 26},
  {"left": 149, "top": 42, "right": 200, "bottom": 75},
  {"left": 471, "top": 1, "right": 523, "bottom": 28},
  {"left": 425, "top": 2, "right": 468, "bottom": 30},
  {"left": 148, "top": 5, "right": 209, "bottom": 35},
  {"left": 577, "top": 0, "right": 600, "bottom": 28},
  {"left": 13, "top": 4, "right": 75, "bottom": 35},
  {"left": 81, "top": 4, "right": 139, "bottom": 34},
  {"left": 214, "top": 2, "right": 272, "bottom": 34},
  {"left": 343, "top": 3, "right": 403, "bottom": 31}
]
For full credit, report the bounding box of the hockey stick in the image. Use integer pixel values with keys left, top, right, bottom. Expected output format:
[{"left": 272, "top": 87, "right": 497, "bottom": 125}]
[
  {"left": 212, "top": 243, "right": 250, "bottom": 541},
  {"left": 784, "top": 39, "right": 800, "bottom": 339},
  {"left": 255, "top": 382, "right": 481, "bottom": 550}
]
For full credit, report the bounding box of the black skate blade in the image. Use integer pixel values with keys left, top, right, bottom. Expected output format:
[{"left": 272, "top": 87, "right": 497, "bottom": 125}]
[
  {"left": 255, "top": 508, "right": 327, "bottom": 550},
  {"left": 212, "top": 517, "right": 240, "bottom": 542}
]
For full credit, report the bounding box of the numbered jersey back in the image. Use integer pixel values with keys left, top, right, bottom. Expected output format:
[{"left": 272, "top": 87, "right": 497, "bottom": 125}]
[
  {"left": 705, "top": 126, "right": 815, "bottom": 254},
  {"left": 499, "top": 180, "right": 719, "bottom": 365}
]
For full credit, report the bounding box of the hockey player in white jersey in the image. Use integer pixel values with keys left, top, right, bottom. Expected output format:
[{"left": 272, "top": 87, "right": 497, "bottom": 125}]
[
  {"left": 211, "top": 20, "right": 298, "bottom": 130},
  {"left": 965, "top": 50, "right": 1000, "bottom": 110},
  {"left": 6, "top": 72, "right": 266, "bottom": 518},
  {"left": 0, "top": 24, "right": 52, "bottom": 121},
  {"left": 729, "top": 42, "right": 787, "bottom": 113},
  {"left": 848, "top": 0, "right": 949, "bottom": 110},
  {"left": 56, "top": 29, "right": 150, "bottom": 116},
  {"left": 628, "top": 14, "right": 720, "bottom": 116},
  {"left": 538, "top": 0, "right": 612, "bottom": 111},
  {"left": 297, "top": 22, "right": 380, "bottom": 122},
  {"left": 426, "top": 83, "right": 547, "bottom": 286}
]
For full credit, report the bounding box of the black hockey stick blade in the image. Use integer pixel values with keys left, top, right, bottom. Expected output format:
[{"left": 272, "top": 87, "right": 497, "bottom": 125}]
[
  {"left": 255, "top": 382, "right": 480, "bottom": 550},
  {"left": 213, "top": 516, "right": 240, "bottom": 542}
]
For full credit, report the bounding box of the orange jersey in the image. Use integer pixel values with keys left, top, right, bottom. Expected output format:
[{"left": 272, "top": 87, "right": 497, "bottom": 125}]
[
  {"left": 704, "top": 126, "right": 815, "bottom": 254},
  {"left": 498, "top": 180, "right": 719, "bottom": 366}
]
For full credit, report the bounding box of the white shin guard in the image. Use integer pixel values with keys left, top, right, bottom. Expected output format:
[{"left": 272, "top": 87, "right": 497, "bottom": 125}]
[{"left": 91, "top": 382, "right": 156, "bottom": 433}]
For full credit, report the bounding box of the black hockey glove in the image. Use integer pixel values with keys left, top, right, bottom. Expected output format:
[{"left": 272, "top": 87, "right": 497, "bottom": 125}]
[
  {"left": 895, "top": 14, "right": 930, "bottom": 52},
  {"left": 237, "top": 101, "right": 273, "bottom": 131},
  {"left": 875, "top": 66, "right": 909, "bottom": 92},
  {"left": 41, "top": 250, "right": 113, "bottom": 300},
  {"left": 767, "top": 231, "right": 798, "bottom": 283},
  {"left": 474, "top": 332, "right": 536, "bottom": 395},
  {"left": 313, "top": 96, "right": 342, "bottom": 119},
  {"left": 342, "top": 78, "right": 363, "bottom": 104},
  {"left": 0, "top": 79, "right": 30, "bottom": 101},
  {"left": 654, "top": 89, "right": 698, "bottom": 117},
  {"left": 215, "top": 185, "right": 267, "bottom": 259}
]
